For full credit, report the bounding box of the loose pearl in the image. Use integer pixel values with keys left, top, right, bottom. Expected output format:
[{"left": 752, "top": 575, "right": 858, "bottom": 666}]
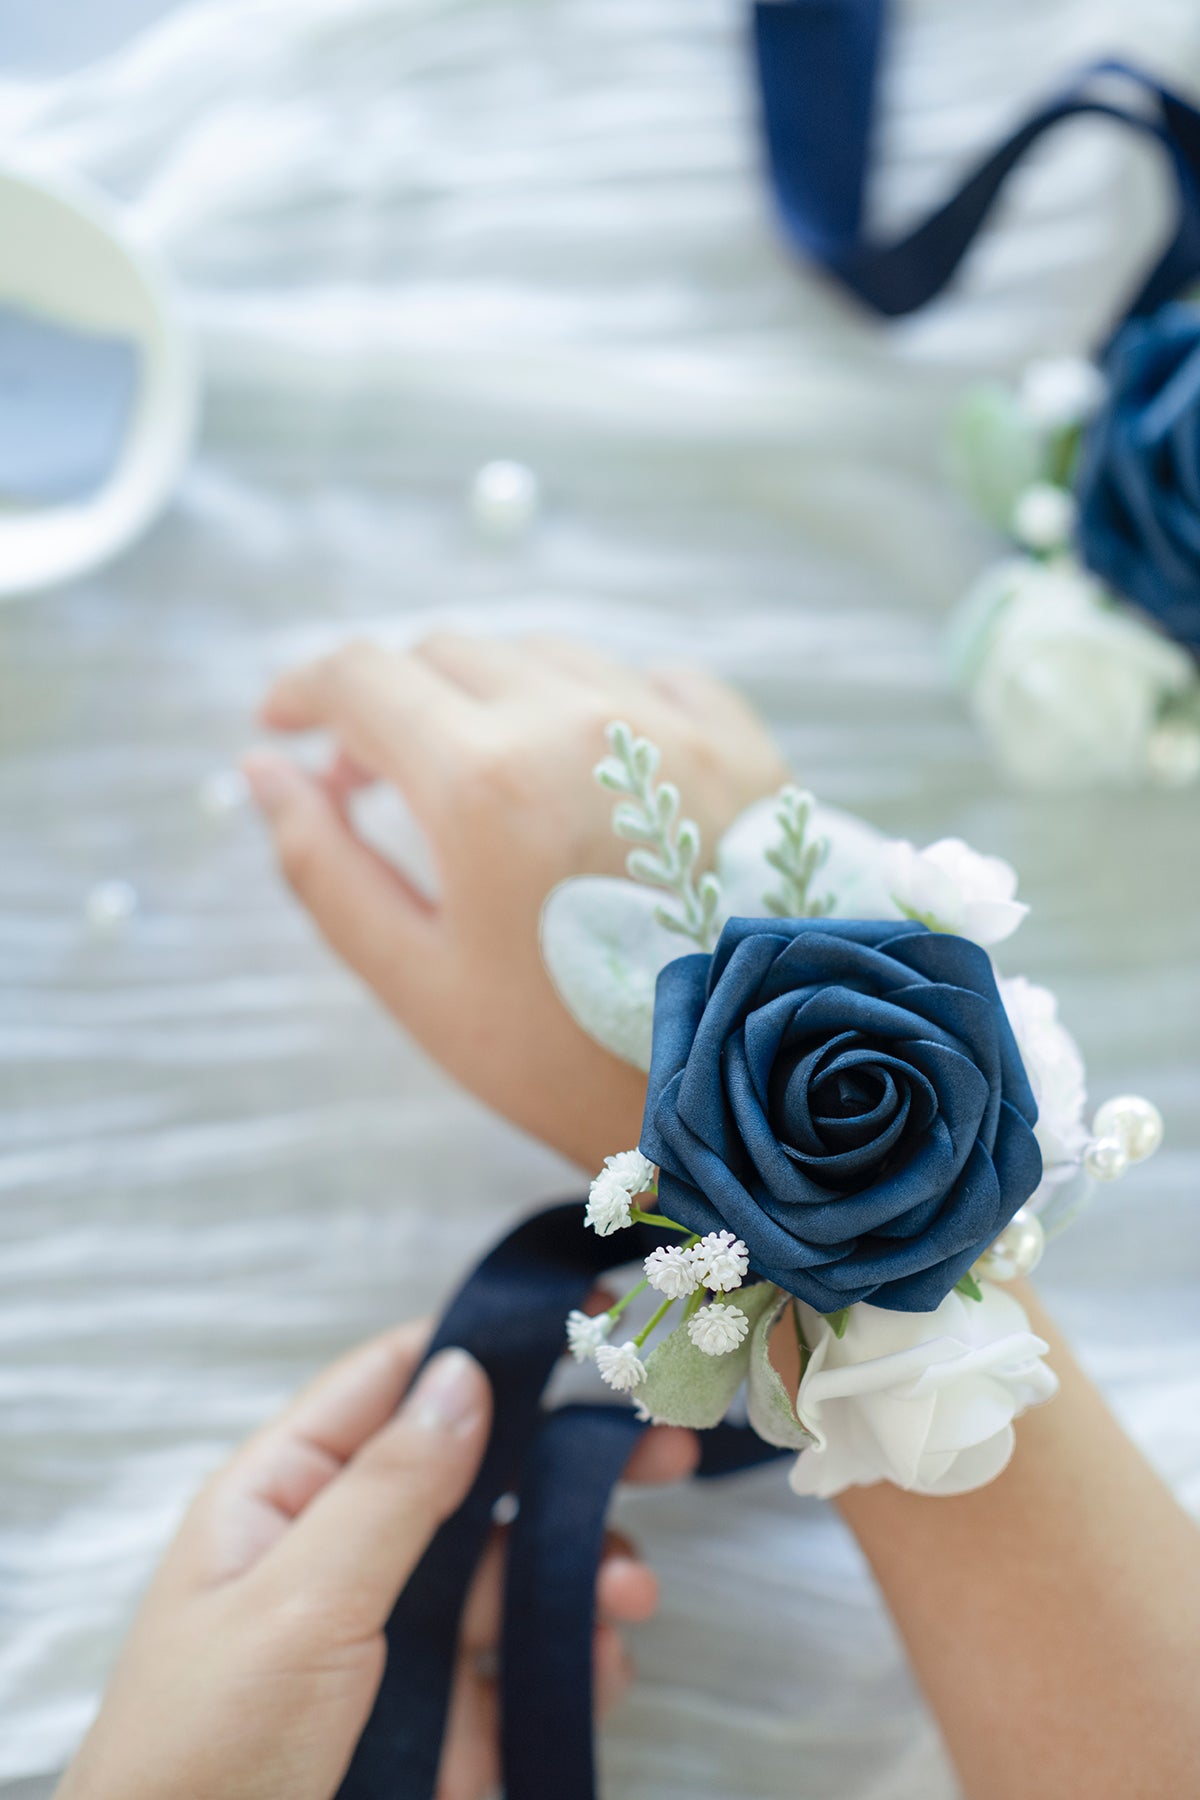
[
  {"left": 85, "top": 879, "right": 139, "bottom": 934},
  {"left": 469, "top": 460, "right": 539, "bottom": 539},
  {"left": 1092, "top": 1094, "right": 1164, "bottom": 1165},
  {"left": 1083, "top": 1135, "right": 1129, "bottom": 1182},
  {"left": 975, "top": 1206, "right": 1045, "bottom": 1282},
  {"left": 1145, "top": 719, "right": 1200, "bottom": 788},
  {"left": 198, "top": 767, "right": 249, "bottom": 819}
]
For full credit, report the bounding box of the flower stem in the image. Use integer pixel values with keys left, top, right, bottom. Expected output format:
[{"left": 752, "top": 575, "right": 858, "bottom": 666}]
[
  {"left": 607, "top": 1277, "right": 650, "bottom": 1322},
  {"left": 631, "top": 1209, "right": 692, "bottom": 1234},
  {"left": 634, "top": 1296, "right": 676, "bottom": 1349}
]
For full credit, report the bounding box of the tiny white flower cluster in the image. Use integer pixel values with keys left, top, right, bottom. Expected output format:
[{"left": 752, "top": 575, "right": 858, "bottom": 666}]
[
  {"left": 640, "top": 1229, "right": 752, "bottom": 1363},
  {"left": 687, "top": 1303, "right": 750, "bottom": 1355},
  {"left": 565, "top": 1309, "right": 613, "bottom": 1363},
  {"left": 584, "top": 1148, "right": 658, "bottom": 1237},
  {"left": 643, "top": 1231, "right": 749, "bottom": 1299},
  {"left": 595, "top": 1340, "right": 646, "bottom": 1391},
  {"left": 570, "top": 1174, "right": 755, "bottom": 1388}
]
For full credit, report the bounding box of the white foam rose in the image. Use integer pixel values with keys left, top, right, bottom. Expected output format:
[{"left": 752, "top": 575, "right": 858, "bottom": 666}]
[
  {"left": 999, "top": 975, "right": 1088, "bottom": 1169},
  {"left": 789, "top": 1285, "right": 1058, "bottom": 1498},
  {"left": 951, "top": 559, "right": 1195, "bottom": 789},
  {"left": 883, "top": 836, "right": 1027, "bottom": 945}
]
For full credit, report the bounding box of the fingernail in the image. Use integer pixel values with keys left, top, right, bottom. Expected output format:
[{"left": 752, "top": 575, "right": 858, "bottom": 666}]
[
  {"left": 408, "top": 1348, "right": 484, "bottom": 1436},
  {"left": 242, "top": 753, "right": 300, "bottom": 820}
]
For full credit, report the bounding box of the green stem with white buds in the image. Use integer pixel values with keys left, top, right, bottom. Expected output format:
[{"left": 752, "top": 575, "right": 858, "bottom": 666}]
[{"left": 594, "top": 720, "right": 722, "bottom": 950}]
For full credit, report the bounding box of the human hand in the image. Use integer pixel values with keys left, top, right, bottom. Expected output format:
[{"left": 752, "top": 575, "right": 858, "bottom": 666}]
[
  {"left": 245, "top": 636, "right": 789, "bottom": 1167},
  {"left": 55, "top": 1323, "right": 697, "bottom": 1800}
]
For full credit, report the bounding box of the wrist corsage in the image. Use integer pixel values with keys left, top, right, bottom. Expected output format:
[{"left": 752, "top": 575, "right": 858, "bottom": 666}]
[
  {"left": 541, "top": 725, "right": 1163, "bottom": 1497},
  {"left": 947, "top": 323, "right": 1200, "bottom": 790}
]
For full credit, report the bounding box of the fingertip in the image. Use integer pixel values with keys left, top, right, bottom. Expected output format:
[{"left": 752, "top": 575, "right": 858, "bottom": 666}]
[
  {"left": 623, "top": 1425, "right": 701, "bottom": 1486},
  {"left": 598, "top": 1554, "right": 659, "bottom": 1624},
  {"left": 242, "top": 749, "right": 313, "bottom": 820},
  {"left": 404, "top": 1347, "right": 492, "bottom": 1444}
]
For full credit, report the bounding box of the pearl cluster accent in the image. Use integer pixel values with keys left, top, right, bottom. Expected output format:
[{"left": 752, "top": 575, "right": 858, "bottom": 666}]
[
  {"left": 1083, "top": 1094, "right": 1164, "bottom": 1183},
  {"left": 976, "top": 1095, "right": 1162, "bottom": 1283},
  {"left": 974, "top": 1207, "right": 1045, "bottom": 1282}
]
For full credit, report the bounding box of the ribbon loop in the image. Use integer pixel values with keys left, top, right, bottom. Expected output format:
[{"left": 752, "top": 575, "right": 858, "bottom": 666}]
[
  {"left": 336, "top": 1201, "right": 785, "bottom": 1800},
  {"left": 752, "top": 1, "right": 1200, "bottom": 330}
]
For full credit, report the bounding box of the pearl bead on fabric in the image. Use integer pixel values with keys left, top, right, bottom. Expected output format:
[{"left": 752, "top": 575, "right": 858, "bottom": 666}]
[
  {"left": 85, "top": 879, "right": 139, "bottom": 934},
  {"left": 974, "top": 1206, "right": 1045, "bottom": 1281},
  {"left": 197, "top": 767, "right": 249, "bottom": 819},
  {"left": 469, "top": 460, "right": 540, "bottom": 538}
]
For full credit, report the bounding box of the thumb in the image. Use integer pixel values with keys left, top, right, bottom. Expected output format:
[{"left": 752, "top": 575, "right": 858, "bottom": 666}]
[{"left": 254, "top": 1349, "right": 491, "bottom": 1634}]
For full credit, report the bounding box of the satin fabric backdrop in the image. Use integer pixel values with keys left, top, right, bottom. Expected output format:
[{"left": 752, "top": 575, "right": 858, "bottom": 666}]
[{"left": 2, "top": 2, "right": 1199, "bottom": 1795}]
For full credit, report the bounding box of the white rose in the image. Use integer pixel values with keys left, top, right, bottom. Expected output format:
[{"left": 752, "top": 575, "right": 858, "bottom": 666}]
[
  {"left": 882, "top": 836, "right": 1026, "bottom": 946},
  {"left": 999, "top": 975, "right": 1088, "bottom": 1169},
  {"left": 953, "top": 559, "right": 1195, "bottom": 789},
  {"left": 789, "top": 1285, "right": 1058, "bottom": 1498}
]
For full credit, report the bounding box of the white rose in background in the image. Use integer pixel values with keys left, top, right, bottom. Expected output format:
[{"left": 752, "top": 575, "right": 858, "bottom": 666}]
[
  {"left": 789, "top": 1286, "right": 1058, "bottom": 1498},
  {"left": 882, "top": 836, "right": 1027, "bottom": 945},
  {"left": 949, "top": 558, "right": 1197, "bottom": 789},
  {"left": 999, "top": 975, "right": 1088, "bottom": 1169}
]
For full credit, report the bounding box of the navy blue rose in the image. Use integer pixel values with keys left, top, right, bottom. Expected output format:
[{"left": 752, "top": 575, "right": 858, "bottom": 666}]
[
  {"left": 639, "top": 918, "right": 1042, "bottom": 1313},
  {"left": 1076, "top": 303, "right": 1200, "bottom": 654}
]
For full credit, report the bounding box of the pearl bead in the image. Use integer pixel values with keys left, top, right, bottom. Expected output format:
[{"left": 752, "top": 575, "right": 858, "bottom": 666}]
[
  {"left": 1092, "top": 1094, "right": 1163, "bottom": 1165},
  {"left": 85, "top": 878, "right": 139, "bottom": 934},
  {"left": 1145, "top": 719, "right": 1200, "bottom": 788},
  {"left": 1011, "top": 483, "right": 1076, "bottom": 552},
  {"left": 1083, "top": 1135, "right": 1129, "bottom": 1182},
  {"left": 197, "top": 767, "right": 249, "bottom": 819},
  {"left": 469, "top": 460, "right": 539, "bottom": 539},
  {"left": 975, "top": 1206, "right": 1045, "bottom": 1282},
  {"left": 1016, "top": 357, "right": 1106, "bottom": 430}
]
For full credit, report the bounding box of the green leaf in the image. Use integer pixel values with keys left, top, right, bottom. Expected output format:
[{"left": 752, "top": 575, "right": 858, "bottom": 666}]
[
  {"left": 637, "top": 1282, "right": 777, "bottom": 1430},
  {"left": 824, "top": 1307, "right": 850, "bottom": 1339},
  {"left": 946, "top": 383, "right": 1044, "bottom": 532},
  {"left": 955, "top": 1271, "right": 984, "bottom": 1302},
  {"left": 746, "top": 1291, "right": 813, "bottom": 1450},
  {"left": 539, "top": 876, "right": 686, "bottom": 1071}
]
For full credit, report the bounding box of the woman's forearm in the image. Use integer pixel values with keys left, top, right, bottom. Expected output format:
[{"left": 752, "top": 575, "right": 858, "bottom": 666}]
[{"left": 835, "top": 1287, "right": 1200, "bottom": 1800}]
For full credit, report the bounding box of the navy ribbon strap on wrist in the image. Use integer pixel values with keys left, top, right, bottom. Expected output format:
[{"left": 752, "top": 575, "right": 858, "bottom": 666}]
[
  {"left": 751, "top": 0, "right": 1200, "bottom": 332},
  {"left": 336, "top": 1201, "right": 785, "bottom": 1800}
]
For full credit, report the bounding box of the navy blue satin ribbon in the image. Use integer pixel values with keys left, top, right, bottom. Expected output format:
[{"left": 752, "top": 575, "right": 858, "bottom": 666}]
[
  {"left": 336, "top": 1201, "right": 785, "bottom": 1800},
  {"left": 752, "top": 0, "right": 1200, "bottom": 329}
]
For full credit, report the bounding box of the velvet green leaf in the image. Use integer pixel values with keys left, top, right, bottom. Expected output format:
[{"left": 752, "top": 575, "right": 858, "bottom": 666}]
[
  {"left": 746, "top": 1291, "right": 813, "bottom": 1450},
  {"left": 539, "top": 876, "right": 684, "bottom": 1071},
  {"left": 637, "top": 1282, "right": 777, "bottom": 1429}
]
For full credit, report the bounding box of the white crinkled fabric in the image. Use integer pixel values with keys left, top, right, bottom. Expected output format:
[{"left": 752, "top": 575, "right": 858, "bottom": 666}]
[{"left": 3, "top": 3, "right": 1200, "bottom": 1797}]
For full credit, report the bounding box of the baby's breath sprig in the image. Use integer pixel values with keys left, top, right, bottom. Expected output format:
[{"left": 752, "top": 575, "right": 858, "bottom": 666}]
[
  {"left": 594, "top": 720, "right": 722, "bottom": 951},
  {"left": 763, "top": 786, "right": 834, "bottom": 919}
]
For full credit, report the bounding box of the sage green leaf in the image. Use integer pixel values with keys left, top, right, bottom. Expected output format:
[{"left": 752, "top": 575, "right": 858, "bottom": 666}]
[
  {"left": 716, "top": 795, "right": 896, "bottom": 921},
  {"left": 746, "top": 1291, "right": 813, "bottom": 1450},
  {"left": 539, "top": 876, "right": 685, "bottom": 1071},
  {"left": 946, "top": 383, "right": 1043, "bottom": 532},
  {"left": 955, "top": 1271, "right": 984, "bottom": 1302},
  {"left": 638, "top": 1282, "right": 777, "bottom": 1429}
]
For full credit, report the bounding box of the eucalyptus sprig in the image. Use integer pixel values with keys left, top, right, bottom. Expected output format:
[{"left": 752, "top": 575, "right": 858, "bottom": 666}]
[
  {"left": 595, "top": 721, "right": 722, "bottom": 951},
  {"left": 763, "top": 786, "right": 834, "bottom": 919}
]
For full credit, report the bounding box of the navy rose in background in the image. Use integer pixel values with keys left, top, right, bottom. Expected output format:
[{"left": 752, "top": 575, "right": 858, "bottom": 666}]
[
  {"left": 639, "top": 917, "right": 1042, "bottom": 1313},
  {"left": 1076, "top": 302, "right": 1200, "bottom": 654}
]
